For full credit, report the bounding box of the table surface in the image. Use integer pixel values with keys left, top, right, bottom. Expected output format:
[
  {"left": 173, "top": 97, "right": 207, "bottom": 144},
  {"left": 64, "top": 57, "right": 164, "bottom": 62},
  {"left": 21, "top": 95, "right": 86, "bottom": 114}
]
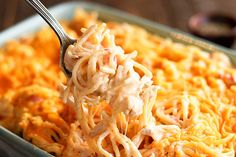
[{"left": 0, "top": 0, "right": 235, "bottom": 49}]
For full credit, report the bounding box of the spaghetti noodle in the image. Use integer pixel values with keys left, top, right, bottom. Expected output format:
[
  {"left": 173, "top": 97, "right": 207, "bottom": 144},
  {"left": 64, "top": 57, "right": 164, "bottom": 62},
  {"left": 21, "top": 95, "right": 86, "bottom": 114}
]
[{"left": 62, "top": 23, "right": 158, "bottom": 156}]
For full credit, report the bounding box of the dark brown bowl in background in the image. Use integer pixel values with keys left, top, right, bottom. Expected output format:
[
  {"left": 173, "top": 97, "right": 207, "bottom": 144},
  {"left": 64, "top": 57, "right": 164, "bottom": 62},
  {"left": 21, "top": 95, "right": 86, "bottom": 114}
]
[{"left": 188, "top": 13, "right": 236, "bottom": 48}]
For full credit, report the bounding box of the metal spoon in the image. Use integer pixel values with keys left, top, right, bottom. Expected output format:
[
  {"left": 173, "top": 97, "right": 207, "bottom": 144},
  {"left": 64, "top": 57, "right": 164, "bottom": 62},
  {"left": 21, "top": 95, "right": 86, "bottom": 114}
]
[{"left": 25, "top": 0, "right": 75, "bottom": 77}]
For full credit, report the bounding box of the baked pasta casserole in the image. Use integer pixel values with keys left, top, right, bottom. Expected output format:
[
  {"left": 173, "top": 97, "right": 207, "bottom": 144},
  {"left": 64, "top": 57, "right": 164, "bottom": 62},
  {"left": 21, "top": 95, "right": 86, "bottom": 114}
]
[{"left": 1, "top": 9, "right": 236, "bottom": 157}]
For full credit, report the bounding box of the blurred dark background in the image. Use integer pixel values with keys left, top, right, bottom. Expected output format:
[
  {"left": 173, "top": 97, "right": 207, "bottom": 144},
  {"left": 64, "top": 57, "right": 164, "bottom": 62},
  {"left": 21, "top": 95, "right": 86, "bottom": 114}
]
[{"left": 0, "top": 0, "right": 235, "bottom": 48}]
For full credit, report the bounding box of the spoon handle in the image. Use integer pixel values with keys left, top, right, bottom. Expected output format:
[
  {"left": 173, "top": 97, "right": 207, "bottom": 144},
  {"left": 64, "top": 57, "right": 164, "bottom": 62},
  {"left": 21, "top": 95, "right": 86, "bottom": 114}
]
[{"left": 25, "top": 0, "right": 73, "bottom": 45}]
